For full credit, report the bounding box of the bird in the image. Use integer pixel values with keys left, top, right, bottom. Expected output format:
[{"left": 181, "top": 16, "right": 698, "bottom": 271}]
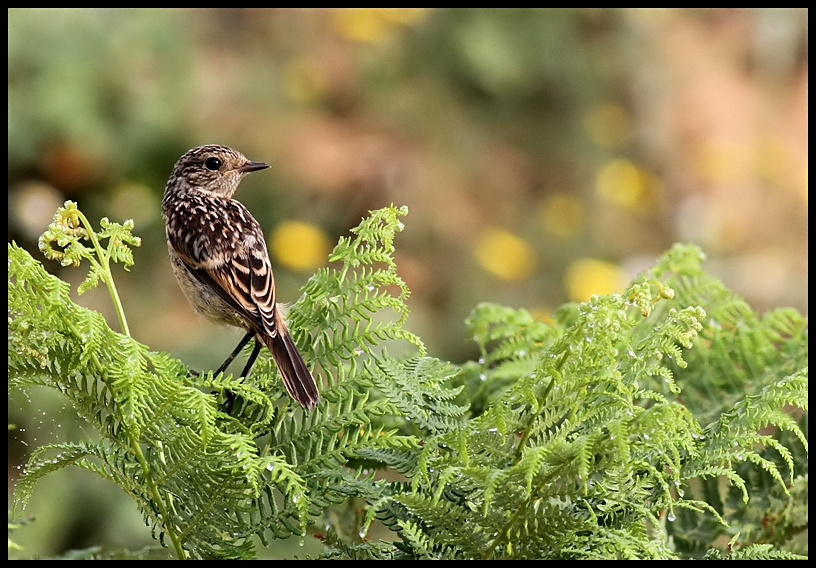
[{"left": 161, "top": 144, "right": 319, "bottom": 410}]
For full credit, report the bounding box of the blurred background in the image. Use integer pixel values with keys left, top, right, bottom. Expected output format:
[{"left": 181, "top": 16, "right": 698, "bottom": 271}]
[{"left": 8, "top": 8, "right": 808, "bottom": 558}]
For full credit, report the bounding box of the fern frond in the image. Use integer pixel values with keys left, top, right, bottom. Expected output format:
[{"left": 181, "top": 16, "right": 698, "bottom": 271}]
[
  {"left": 376, "top": 244, "right": 806, "bottom": 560},
  {"left": 11, "top": 203, "right": 434, "bottom": 559},
  {"left": 367, "top": 355, "right": 467, "bottom": 433},
  {"left": 394, "top": 492, "right": 493, "bottom": 555}
]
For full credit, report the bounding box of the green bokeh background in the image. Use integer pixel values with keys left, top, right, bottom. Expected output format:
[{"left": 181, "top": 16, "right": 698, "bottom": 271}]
[{"left": 8, "top": 8, "right": 808, "bottom": 558}]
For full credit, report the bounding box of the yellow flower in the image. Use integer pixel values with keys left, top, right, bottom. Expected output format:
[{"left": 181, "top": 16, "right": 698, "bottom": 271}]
[
  {"left": 332, "top": 8, "right": 429, "bottom": 43},
  {"left": 564, "top": 258, "right": 627, "bottom": 303},
  {"left": 596, "top": 159, "right": 660, "bottom": 213},
  {"left": 474, "top": 227, "right": 536, "bottom": 281},
  {"left": 270, "top": 220, "right": 331, "bottom": 272}
]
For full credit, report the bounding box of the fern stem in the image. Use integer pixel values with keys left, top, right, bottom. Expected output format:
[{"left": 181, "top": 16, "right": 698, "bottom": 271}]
[
  {"left": 481, "top": 461, "right": 570, "bottom": 559},
  {"left": 129, "top": 438, "right": 188, "bottom": 559},
  {"left": 76, "top": 210, "right": 131, "bottom": 337},
  {"left": 513, "top": 347, "right": 569, "bottom": 465},
  {"left": 56, "top": 216, "right": 181, "bottom": 556},
  {"left": 62, "top": 307, "right": 185, "bottom": 557},
  {"left": 486, "top": 349, "right": 569, "bottom": 557}
]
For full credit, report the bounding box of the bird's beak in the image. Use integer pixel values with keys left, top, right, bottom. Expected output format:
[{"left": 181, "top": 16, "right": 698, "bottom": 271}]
[{"left": 238, "top": 161, "right": 270, "bottom": 173}]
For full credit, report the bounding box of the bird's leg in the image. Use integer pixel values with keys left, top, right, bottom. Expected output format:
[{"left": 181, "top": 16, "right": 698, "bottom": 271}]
[
  {"left": 239, "top": 339, "right": 263, "bottom": 378},
  {"left": 220, "top": 333, "right": 258, "bottom": 414},
  {"left": 223, "top": 339, "right": 261, "bottom": 414},
  {"left": 216, "top": 331, "right": 254, "bottom": 376}
]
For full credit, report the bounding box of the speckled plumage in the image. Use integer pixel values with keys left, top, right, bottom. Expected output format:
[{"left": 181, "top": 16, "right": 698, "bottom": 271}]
[{"left": 162, "top": 145, "right": 318, "bottom": 410}]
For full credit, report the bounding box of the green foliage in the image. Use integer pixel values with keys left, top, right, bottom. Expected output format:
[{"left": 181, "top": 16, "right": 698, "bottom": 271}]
[
  {"left": 8, "top": 206, "right": 807, "bottom": 560},
  {"left": 365, "top": 244, "right": 807, "bottom": 560}
]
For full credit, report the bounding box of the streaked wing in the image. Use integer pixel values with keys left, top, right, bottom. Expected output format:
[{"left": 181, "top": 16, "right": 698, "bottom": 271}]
[{"left": 173, "top": 199, "right": 279, "bottom": 338}]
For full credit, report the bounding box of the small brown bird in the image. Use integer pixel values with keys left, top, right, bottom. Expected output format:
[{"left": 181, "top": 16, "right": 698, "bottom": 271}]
[{"left": 162, "top": 144, "right": 319, "bottom": 410}]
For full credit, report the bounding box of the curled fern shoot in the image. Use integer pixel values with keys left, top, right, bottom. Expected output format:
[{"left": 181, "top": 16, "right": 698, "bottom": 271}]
[{"left": 38, "top": 200, "right": 141, "bottom": 336}]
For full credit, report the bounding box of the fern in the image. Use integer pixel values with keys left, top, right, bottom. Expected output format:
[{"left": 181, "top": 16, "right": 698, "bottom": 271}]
[
  {"left": 9, "top": 202, "right": 448, "bottom": 559},
  {"left": 363, "top": 250, "right": 806, "bottom": 559},
  {"left": 8, "top": 204, "right": 807, "bottom": 560}
]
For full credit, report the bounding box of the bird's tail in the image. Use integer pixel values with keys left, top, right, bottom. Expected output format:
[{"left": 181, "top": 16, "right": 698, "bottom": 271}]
[{"left": 263, "top": 324, "right": 319, "bottom": 410}]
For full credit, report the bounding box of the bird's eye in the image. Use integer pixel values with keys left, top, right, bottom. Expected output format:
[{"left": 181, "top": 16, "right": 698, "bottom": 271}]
[{"left": 205, "top": 157, "right": 222, "bottom": 171}]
